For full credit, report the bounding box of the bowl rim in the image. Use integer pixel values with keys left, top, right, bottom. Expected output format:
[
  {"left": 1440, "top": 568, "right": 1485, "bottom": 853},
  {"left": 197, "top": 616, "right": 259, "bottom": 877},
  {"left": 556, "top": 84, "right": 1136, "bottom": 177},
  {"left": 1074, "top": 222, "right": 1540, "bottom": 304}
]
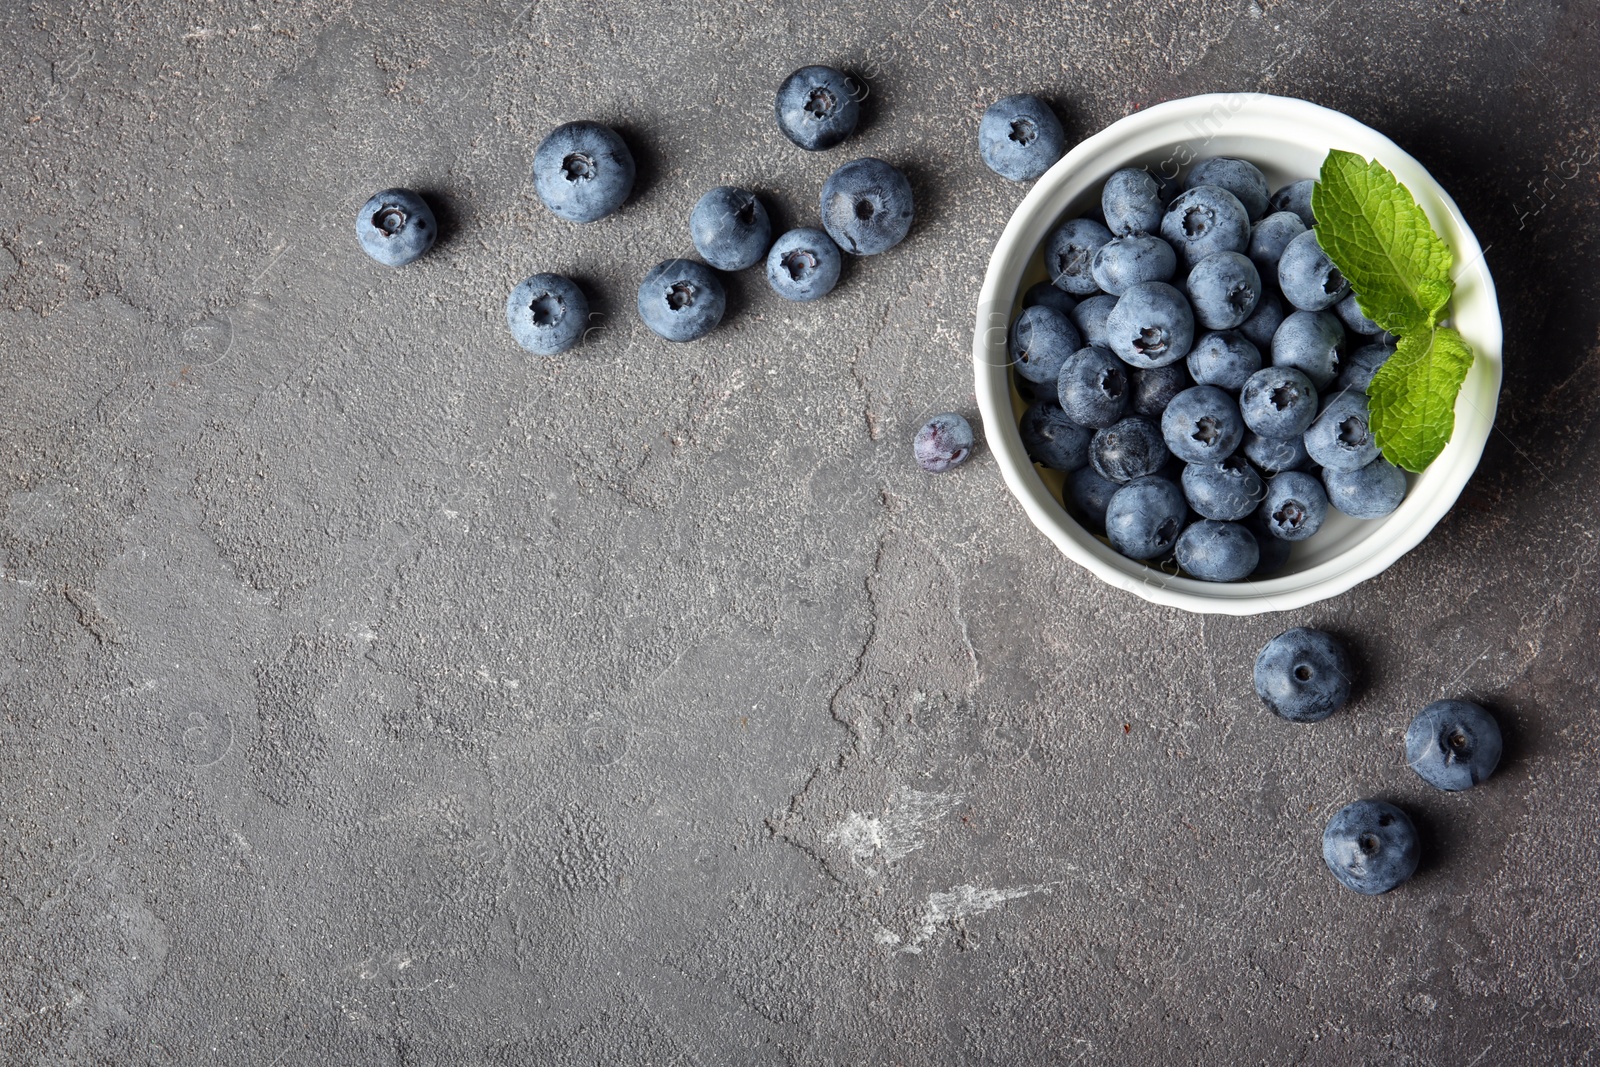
[{"left": 972, "top": 92, "right": 1503, "bottom": 616}]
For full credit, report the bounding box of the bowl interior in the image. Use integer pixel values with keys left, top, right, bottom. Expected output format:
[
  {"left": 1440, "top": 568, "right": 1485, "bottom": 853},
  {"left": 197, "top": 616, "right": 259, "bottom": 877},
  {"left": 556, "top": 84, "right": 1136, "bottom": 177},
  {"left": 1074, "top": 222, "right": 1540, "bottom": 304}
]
[{"left": 975, "top": 95, "right": 1502, "bottom": 614}]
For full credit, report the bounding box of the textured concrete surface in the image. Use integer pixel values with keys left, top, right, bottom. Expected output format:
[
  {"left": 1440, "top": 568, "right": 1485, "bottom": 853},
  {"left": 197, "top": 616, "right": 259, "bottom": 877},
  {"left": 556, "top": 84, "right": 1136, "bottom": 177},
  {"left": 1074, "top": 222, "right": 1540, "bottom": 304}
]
[{"left": 3, "top": 1, "right": 1599, "bottom": 1063}]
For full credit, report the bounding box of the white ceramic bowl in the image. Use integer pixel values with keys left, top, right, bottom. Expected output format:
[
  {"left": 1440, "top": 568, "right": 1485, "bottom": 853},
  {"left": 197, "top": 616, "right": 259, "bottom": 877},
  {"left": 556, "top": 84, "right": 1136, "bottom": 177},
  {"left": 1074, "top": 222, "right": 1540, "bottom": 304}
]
[{"left": 973, "top": 93, "right": 1502, "bottom": 615}]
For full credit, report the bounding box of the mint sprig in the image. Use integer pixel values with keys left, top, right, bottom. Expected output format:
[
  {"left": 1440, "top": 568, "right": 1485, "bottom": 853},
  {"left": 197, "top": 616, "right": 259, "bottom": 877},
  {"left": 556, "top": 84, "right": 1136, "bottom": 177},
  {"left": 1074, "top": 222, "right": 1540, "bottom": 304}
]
[{"left": 1311, "top": 150, "right": 1474, "bottom": 472}]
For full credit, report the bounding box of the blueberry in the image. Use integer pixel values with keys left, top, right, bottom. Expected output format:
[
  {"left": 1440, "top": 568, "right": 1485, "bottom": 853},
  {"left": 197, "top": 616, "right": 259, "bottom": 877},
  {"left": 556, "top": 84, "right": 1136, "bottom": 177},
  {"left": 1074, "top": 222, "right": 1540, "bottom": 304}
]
[
  {"left": 1305, "top": 390, "right": 1380, "bottom": 472},
  {"left": 1185, "top": 157, "right": 1270, "bottom": 220},
  {"left": 1019, "top": 401, "right": 1092, "bottom": 471},
  {"left": 356, "top": 188, "right": 436, "bottom": 266},
  {"left": 1322, "top": 800, "right": 1419, "bottom": 895},
  {"left": 765, "top": 228, "right": 843, "bottom": 302},
  {"left": 1023, "top": 281, "right": 1077, "bottom": 316},
  {"left": 1054, "top": 345, "right": 1130, "bottom": 429},
  {"left": 820, "top": 158, "right": 914, "bottom": 256},
  {"left": 1182, "top": 455, "right": 1265, "bottom": 521},
  {"left": 1272, "top": 310, "right": 1345, "bottom": 389},
  {"left": 1187, "top": 331, "right": 1262, "bottom": 391},
  {"left": 1160, "top": 185, "right": 1251, "bottom": 268},
  {"left": 1066, "top": 466, "right": 1121, "bottom": 532},
  {"left": 1405, "top": 699, "right": 1502, "bottom": 792},
  {"left": 1045, "top": 217, "right": 1114, "bottom": 295},
  {"left": 1254, "top": 627, "right": 1352, "bottom": 723},
  {"left": 1161, "top": 385, "right": 1244, "bottom": 464},
  {"left": 637, "top": 259, "right": 725, "bottom": 342},
  {"left": 1278, "top": 228, "right": 1350, "bottom": 311},
  {"left": 1268, "top": 179, "right": 1316, "bottom": 227},
  {"left": 1333, "top": 291, "right": 1383, "bottom": 336},
  {"left": 775, "top": 65, "right": 861, "bottom": 151},
  {"left": 1090, "top": 416, "right": 1168, "bottom": 484},
  {"left": 1176, "top": 520, "right": 1259, "bottom": 582},
  {"left": 979, "top": 94, "right": 1066, "bottom": 182},
  {"left": 1240, "top": 366, "right": 1318, "bottom": 440},
  {"left": 690, "top": 187, "right": 772, "bottom": 271},
  {"left": 1324, "top": 455, "right": 1407, "bottom": 519},
  {"left": 533, "top": 121, "right": 635, "bottom": 223},
  {"left": 1106, "top": 281, "right": 1195, "bottom": 368},
  {"left": 1013, "top": 371, "right": 1058, "bottom": 405},
  {"left": 1247, "top": 211, "right": 1308, "bottom": 280},
  {"left": 1090, "top": 235, "right": 1177, "bottom": 296},
  {"left": 505, "top": 273, "right": 588, "bottom": 355},
  {"left": 914, "top": 413, "right": 975, "bottom": 473},
  {"left": 1238, "top": 289, "right": 1286, "bottom": 351},
  {"left": 1102, "top": 167, "right": 1165, "bottom": 236},
  {"left": 1105, "top": 475, "right": 1188, "bottom": 560},
  {"left": 1258, "top": 471, "right": 1329, "bottom": 542},
  {"left": 1129, "top": 362, "right": 1191, "bottom": 419},
  {"left": 1071, "top": 293, "right": 1118, "bottom": 348},
  {"left": 1185, "top": 251, "right": 1261, "bottom": 330},
  {"left": 1009, "top": 305, "right": 1083, "bottom": 385},
  {"left": 1242, "top": 429, "right": 1313, "bottom": 473},
  {"left": 1336, "top": 341, "right": 1395, "bottom": 392}
]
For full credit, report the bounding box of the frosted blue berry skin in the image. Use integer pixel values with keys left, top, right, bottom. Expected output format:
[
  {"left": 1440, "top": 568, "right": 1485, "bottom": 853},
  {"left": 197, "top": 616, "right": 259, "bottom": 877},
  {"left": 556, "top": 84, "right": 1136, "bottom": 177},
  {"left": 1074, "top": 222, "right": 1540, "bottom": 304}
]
[
  {"left": 1187, "top": 331, "right": 1262, "bottom": 391},
  {"left": 1405, "top": 699, "right": 1502, "bottom": 791},
  {"left": 1269, "top": 179, "right": 1317, "bottom": 227},
  {"left": 1161, "top": 385, "right": 1244, "bottom": 465},
  {"left": 1337, "top": 341, "right": 1395, "bottom": 392},
  {"left": 1322, "top": 800, "right": 1420, "bottom": 895},
  {"left": 1248, "top": 210, "right": 1308, "bottom": 280},
  {"left": 1023, "top": 281, "right": 1077, "bottom": 316},
  {"left": 1046, "top": 217, "right": 1114, "bottom": 295},
  {"left": 1176, "top": 519, "right": 1259, "bottom": 582},
  {"left": 1129, "top": 363, "right": 1191, "bottom": 419},
  {"left": 1056, "top": 345, "right": 1130, "bottom": 429},
  {"left": 505, "top": 273, "right": 588, "bottom": 355},
  {"left": 637, "top": 259, "right": 725, "bottom": 342},
  {"left": 1182, "top": 456, "right": 1265, "bottom": 521},
  {"left": 1009, "top": 305, "right": 1083, "bottom": 385},
  {"left": 1278, "top": 228, "right": 1351, "bottom": 311},
  {"left": 356, "top": 188, "right": 436, "bottom": 266},
  {"left": 1239, "top": 289, "right": 1286, "bottom": 350},
  {"left": 1090, "top": 416, "right": 1169, "bottom": 484},
  {"left": 1105, "top": 475, "right": 1188, "bottom": 560},
  {"left": 775, "top": 65, "right": 861, "bottom": 151},
  {"left": 1272, "top": 310, "right": 1345, "bottom": 390},
  {"left": 1334, "top": 291, "right": 1384, "bottom": 336},
  {"left": 1071, "top": 293, "right": 1118, "bottom": 348},
  {"left": 1258, "top": 470, "right": 1329, "bottom": 542},
  {"left": 913, "top": 413, "right": 975, "bottom": 473},
  {"left": 1161, "top": 185, "right": 1250, "bottom": 268},
  {"left": 1323, "top": 455, "right": 1407, "bottom": 519},
  {"left": 533, "top": 122, "right": 635, "bottom": 223},
  {"left": 1019, "top": 401, "right": 1091, "bottom": 471},
  {"left": 1091, "top": 235, "right": 1177, "bottom": 296},
  {"left": 1186, "top": 157, "right": 1270, "bottom": 220},
  {"left": 766, "top": 228, "right": 842, "bottom": 302},
  {"left": 979, "top": 94, "right": 1066, "bottom": 182},
  {"left": 1067, "top": 465, "right": 1120, "bottom": 532},
  {"left": 820, "top": 158, "right": 914, "bottom": 255},
  {"left": 1186, "top": 251, "right": 1262, "bottom": 330},
  {"left": 1240, "top": 366, "right": 1319, "bottom": 440},
  {"left": 690, "top": 186, "right": 772, "bottom": 271},
  {"left": 1242, "top": 429, "right": 1313, "bottom": 474},
  {"left": 1102, "top": 167, "right": 1166, "bottom": 236},
  {"left": 1106, "top": 281, "right": 1195, "bottom": 369},
  {"left": 1304, "top": 390, "right": 1380, "bottom": 472},
  {"left": 1254, "top": 627, "right": 1352, "bottom": 723}
]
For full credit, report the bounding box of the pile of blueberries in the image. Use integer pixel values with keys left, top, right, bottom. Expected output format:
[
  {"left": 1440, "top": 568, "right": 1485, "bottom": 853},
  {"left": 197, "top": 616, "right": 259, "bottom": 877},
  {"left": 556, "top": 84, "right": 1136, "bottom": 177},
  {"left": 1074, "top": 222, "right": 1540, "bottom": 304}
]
[
  {"left": 354, "top": 65, "right": 919, "bottom": 351},
  {"left": 1008, "top": 156, "right": 1406, "bottom": 582},
  {"left": 1254, "top": 626, "right": 1502, "bottom": 894}
]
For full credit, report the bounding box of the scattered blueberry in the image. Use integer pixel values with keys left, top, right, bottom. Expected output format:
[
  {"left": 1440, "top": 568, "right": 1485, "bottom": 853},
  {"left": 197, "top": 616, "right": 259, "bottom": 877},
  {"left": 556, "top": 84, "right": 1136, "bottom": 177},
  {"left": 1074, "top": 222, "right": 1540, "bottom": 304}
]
[
  {"left": 1182, "top": 455, "right": 1265, "bottom": 521},
  {"left": 1241, "top": 428, "right": 1313, "bottom": 473},
  {"left": 533, "top": 121, "right": 635, "bottom": 223},
  {"left": 1057, "top": 345, "right": 1130, "bottom": 428},
  {"left": 1161, "top": 185, "right": 1251, "bottom": 268},
  {"left": 766, "top": 227, "right": 843, "bottom": 302},
  {"left": 637, "top": 259, "right": 726, "bottom": 342},
  {"left": 1187, "top": 331, "right": 1262, "bottom": 391},
  {"left": 1046, "top": 217, "right": 1114, "bottom": 295},
  {"left": 979, "top": 94, "right": 1066, "bottom": 182},
  {"left": 1247, "top": 210, "right": 1308, "bottom": 280},
  {"left": 1278, "top": 228, "right": 1350, "bottom": 311},
  {"left": 1254, "top": 626, "right": 1352, "bottom": 723},
  {"left": 914, "top": 413, "right": 975, "bottom": 473},
  {"left": 775, "top": 65, "right": 861, "bottom": 151},
  {"left": 356, "top": 188, "right": 436, "bottom": 266},
  {"left": 1090, "top": 416, "right": 1169, "bottom": 483},
  {"left": 820, "top": 158, "right": 914, "bottom": 255},
  {"left": 1019, "top": 401, "right": 1092, "bottom": 471},
  {"left": 1105, "top": 475, "right": 1188, "bottom": 560},
  {"left": 1258, "top": 470, "right": 1329, "bottom": 541},
  {"left": 1024, "top": 281, "right": 1078, "bottom": 316},
  {"left": 1240, "top": 366, "right": 1318, "bottom": 439},
  {"left": 1323, "top": 455, "right": 1407, "bottom": 518},
  {"left": 1238, "top": 288, "right": 1286, "bottom": 350},
  {"left": 1336, "top": 341, "right": 1395, "bottom": 392},
  {"left": 1334, "top": 291, "right": 1384, "bottom": 336},
  {"left": 1185, "top": 157, "right": 1270, "bottom": 220},
  {"left": 1268, "top": 179, "right": 1316, "bottom": 227},
  {"left": 505, "top": 273, "right": 588, "bottom": 355},
  {"left": 1071, "top": 293, "right": 1118, "bottom": 348},
  {"left": 1305, "top": 390, "right": 1380, "bottom": 472},
  {"left": 1186, "top": 251, "right": 1261, "bottom": 330},
  {"left": 1090, "top": 235, "right": 1177, "bottom": 295},
  {"left": 1405, "top": 699, "right": 1503, "bottom": 791},
  {"left": 1271, "top": 309, "right": 1345, "bottom": 389},
  {"left": 1322, "top": 800, "right": 1420, "bottom": 895},
  {"left": 1129, "top": 362, "right": 1192, "bottom": 419},
  {"left": 1102, "top": 167, "right": 1165, "bottom": 236},
  {"left": 1067, "top": 465, "right": 1121, "bottom": 532},
  {"left": 1161, "top": 385, "right": 1244, "bottom": 464},
  {"left": 1176, "top": 519, "right": 1260, "bottom": 582},
  {"left": 1009, "top": 304, "right": 1083, "bottom": 385},
  {"left": 690, "top": 186, "right": 772, "bottom": 271},
  {"left": 1106, "top": 281, "right": 1195, "bottom": 368}
]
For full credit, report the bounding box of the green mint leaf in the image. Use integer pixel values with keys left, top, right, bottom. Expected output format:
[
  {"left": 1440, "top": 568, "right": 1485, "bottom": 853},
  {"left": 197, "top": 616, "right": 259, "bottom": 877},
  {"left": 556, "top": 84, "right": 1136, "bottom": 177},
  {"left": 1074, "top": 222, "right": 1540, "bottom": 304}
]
[
  {"left": 1367, "top": 326, "right": 1475, "bottom": 472},
  {"left": 1311, "top": 150, "right": 1455, "bottom": 334}
]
